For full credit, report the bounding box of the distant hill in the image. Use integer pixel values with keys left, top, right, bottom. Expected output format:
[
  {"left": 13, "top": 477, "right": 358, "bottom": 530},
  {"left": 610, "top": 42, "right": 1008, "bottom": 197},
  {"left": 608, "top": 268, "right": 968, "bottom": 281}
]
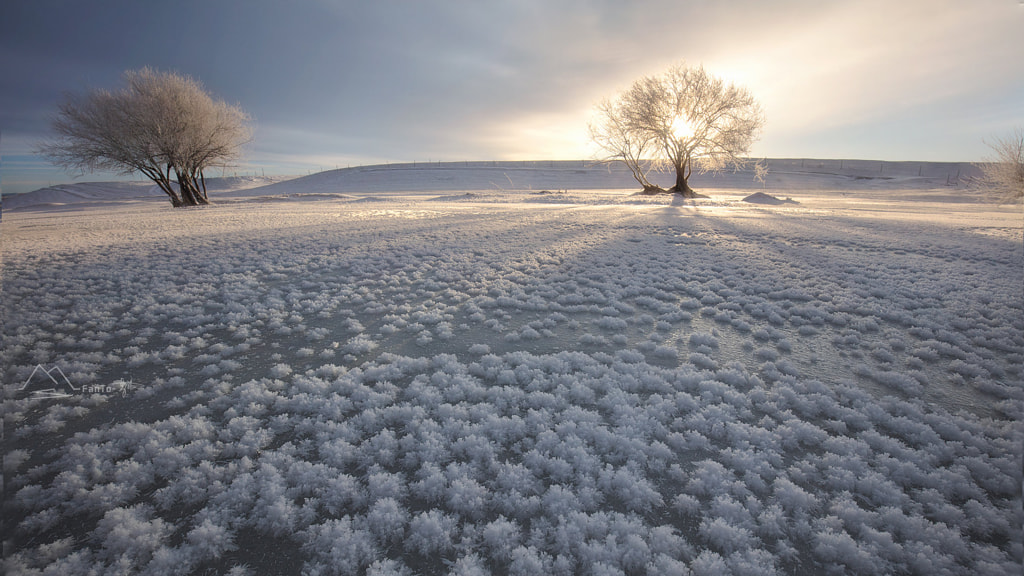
[
  {"left": 3, "top": 176, "right": 289, "bottom": 212},
  {"left": 218, "top": 159, "right": 983, "bottom": 197},
  {"left": 4, "top": 159, "right": 982, "bottom": 212}
]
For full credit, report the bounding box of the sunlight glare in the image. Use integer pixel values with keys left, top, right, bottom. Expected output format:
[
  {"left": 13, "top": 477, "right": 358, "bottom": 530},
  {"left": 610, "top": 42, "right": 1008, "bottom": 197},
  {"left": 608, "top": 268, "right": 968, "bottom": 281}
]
[{"left": 672, "top": 116, "right": 694, "bottom": 140}]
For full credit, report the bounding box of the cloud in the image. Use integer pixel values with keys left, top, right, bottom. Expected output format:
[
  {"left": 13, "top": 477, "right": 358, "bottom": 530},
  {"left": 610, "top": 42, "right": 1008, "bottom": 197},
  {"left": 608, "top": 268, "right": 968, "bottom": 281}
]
[
  {"left": 728, "top": 0, "right": 1022, "bottom": 129},
  {"left": 2, "top": 0, "right": 1022, "bottom": 193}
]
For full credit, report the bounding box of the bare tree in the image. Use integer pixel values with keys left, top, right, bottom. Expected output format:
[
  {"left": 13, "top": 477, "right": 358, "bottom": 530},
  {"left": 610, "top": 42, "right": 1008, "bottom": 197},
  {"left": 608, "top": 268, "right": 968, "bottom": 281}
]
[
  {"left": 979, "top": 127, "right": 1023, "bottom": 203},
  {"left": 40, "top": 68, "right": 251, "bottom": 207},
  {"left": 588, "top": 96, "right": 659, "bottom": 192},
  {"left": 590, "top": 62, "right": 765, "bottom": 197}
]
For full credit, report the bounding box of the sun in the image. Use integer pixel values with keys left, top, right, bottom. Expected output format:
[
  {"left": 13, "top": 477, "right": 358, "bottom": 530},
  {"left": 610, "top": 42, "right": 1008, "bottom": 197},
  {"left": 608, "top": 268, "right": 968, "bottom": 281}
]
[{"left": 671, "top": 116, "right": 694, "bottom": 140}]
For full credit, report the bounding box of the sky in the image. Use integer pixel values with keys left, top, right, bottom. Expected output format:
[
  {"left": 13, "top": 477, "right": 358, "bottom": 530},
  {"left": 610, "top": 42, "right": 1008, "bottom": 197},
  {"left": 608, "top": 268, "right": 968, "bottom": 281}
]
[{"left": 1, "top": 0, "right": 1022, "bottom": 195}]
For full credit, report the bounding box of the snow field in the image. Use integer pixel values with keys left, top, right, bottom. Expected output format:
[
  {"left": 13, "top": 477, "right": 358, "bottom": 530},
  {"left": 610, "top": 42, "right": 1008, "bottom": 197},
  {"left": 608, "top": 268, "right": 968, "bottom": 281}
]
[{"left": 2, "top": 187, "right": 1022, "bottom": 575}]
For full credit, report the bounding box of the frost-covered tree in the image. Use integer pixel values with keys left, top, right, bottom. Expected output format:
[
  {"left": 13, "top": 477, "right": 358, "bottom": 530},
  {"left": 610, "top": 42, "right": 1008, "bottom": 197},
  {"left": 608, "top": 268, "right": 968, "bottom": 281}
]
[
  {"left": 590, "top": 62, "right": 765, "bottom": 197},
  {"left": 979, "top": 127, "right": 1024, "bottom": 203},
  {"left": 40, "top": 68, "right": 251, "bottom": 207},
  {"left": 589, "top": 96, "right": 661, "bottom": 192}
]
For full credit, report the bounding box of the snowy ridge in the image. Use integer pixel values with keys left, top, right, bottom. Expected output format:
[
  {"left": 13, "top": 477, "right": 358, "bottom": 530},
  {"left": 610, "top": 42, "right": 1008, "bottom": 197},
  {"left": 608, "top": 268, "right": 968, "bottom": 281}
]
[
  {"left": 2, "top": 181, "right": 164, "bottom": 210},
  {"left": 4, "top": 159, "right": 983, "bottom": 211},
  {"left": 2, "top": 184, "right": 1020, "bottom": 574},
  {"left": 3, "top": 175, "right": 291, "bottom": 211},
  {"left": 205, "top": 158, "right": 986, "bottom": 197}
]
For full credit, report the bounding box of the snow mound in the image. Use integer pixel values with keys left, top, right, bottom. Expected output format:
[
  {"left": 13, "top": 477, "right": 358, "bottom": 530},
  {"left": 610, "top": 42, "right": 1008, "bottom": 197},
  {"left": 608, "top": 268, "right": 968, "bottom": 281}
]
[{"left": 742, "top": 192, "right": 799, "bottom": 205}]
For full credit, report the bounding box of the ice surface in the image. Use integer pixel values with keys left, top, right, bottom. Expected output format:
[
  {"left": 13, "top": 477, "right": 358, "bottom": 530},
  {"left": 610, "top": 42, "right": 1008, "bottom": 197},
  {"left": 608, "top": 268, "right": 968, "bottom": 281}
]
[{"left": 2, "top": 164, "right": 1021, "bottom": 575}]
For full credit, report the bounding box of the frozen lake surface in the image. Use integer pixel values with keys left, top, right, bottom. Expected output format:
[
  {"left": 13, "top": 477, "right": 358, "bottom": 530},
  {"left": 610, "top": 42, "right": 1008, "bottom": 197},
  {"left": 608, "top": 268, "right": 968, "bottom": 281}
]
[{"left": 3, "top": 162, "right": 1022, "bottom": 575}]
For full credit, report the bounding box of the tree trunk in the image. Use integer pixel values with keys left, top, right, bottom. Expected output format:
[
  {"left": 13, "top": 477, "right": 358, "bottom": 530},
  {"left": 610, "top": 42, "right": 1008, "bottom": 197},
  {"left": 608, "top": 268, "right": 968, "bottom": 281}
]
[
  {"left": 173, "top": 168, "right": 208, "bottom": 206},
  {"left": 190, "top": 170, "right": 207, "bottom": 202},
  {"left": 179, "top": 180, "right": 199, "bottom": 206},
  {"left": 162, "top": 183, "right": 184, "bottom": 207},
  {"left": 667, "top": 159, "right": 709, "bottom": 198},
  {"left": 167, "top": 164, "right": 195, "bottom": 206},
  {"left": 158, "top": 178, "right": 184, "bottom": 206},
  {"left": 669, "top": 162, "right": 696, "bottom": 196},
  {"left": 140, "top": 166, "right": 183, "bottom": 206}
]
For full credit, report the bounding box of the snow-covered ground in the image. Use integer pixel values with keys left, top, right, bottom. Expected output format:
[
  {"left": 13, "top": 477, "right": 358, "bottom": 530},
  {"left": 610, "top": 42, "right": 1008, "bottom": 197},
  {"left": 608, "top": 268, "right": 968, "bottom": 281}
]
[{"left": 2, "top": 161, "right": 1021, "bottom": 575}]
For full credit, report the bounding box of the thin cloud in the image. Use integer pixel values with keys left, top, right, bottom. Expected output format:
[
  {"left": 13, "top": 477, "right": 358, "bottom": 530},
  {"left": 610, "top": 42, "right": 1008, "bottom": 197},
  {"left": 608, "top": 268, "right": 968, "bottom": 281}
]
[{"left": 1, "top": 0, "right": 1021, "bottom": 192}]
